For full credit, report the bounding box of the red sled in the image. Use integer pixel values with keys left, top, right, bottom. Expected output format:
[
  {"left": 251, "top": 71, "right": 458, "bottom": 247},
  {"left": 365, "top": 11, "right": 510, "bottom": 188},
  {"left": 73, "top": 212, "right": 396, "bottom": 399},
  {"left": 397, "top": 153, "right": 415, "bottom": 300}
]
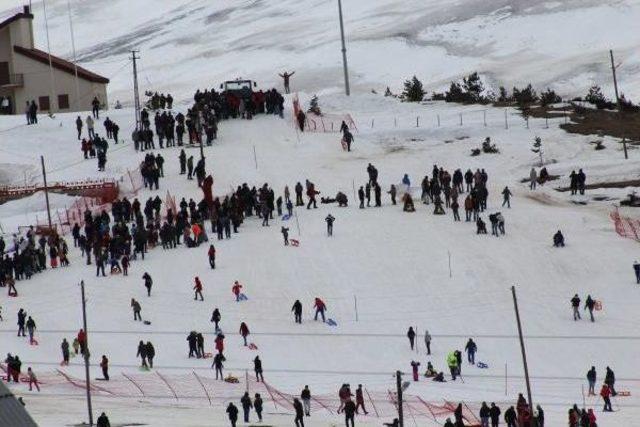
[
  {"left": 618, "top": 391, "right": 631, "bottom": 397},
  {"left": 290, "top": 239, "right": 300, "bottom": 247},
  {"left": 340, "top": 138, "right": 347, "bottom": 151},
  {"left": 248, "top": 343, "right": 258, "bottom": 350},
  {"left": 594, "top": 301, "right": 602, "bottom": 311},
  {"left": 203, "top": 352, "right": 213, "bottom": 359},
  {"left": 30, "top": 339, "right": 39, "bottom": 346},
  {"left": 8, "top": 292, "right": 18, "bottom": 297}
]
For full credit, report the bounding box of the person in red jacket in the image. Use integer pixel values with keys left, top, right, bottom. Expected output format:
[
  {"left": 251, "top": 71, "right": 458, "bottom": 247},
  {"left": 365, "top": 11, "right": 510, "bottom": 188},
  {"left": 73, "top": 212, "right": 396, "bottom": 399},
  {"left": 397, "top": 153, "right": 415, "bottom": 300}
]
[
  {"left": 239, "top": 322, "right": 250, "bottom": 346},
  {"left": 193, "top": 277, "right": 204, "bottom": 301},
  {"left": 232, "top": 281, "right": 243, "bottom": 302},
  {"left": 215, "top": 333, "right": 225, "bottom": 355},
  {"left": 600, "top": 384, "right": 613, "bottom": 412},
  {"left": 314, "top": 297, "right": 326, "bottom": 322},
  {"left": 77, "top": 329, "right": 87, "bottom": 355}
]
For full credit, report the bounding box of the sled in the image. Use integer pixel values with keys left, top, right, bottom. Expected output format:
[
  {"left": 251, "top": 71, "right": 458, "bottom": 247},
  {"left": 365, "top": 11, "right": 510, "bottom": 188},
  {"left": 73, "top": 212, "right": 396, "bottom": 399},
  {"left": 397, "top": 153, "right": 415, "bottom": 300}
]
[
  {"left": 8, "top": 292, "right": 18, "bottom": 297},
  {"left": 476, "top": 362, "right": 489, "bottom": 369},
  {"left": 290, "top": 239, "right": 300, "bottom": 247},
  {"left": 95, "top": 378, "right": 109, "bottom": 381},
  {"left": 238, "top": 293, "right": 248, "bottom": 301},
  {"left": 203, "top": 352, "right": 213, "bottom": 359},
  {"left": 224, "top": 375, "right": 239, "bottom": 384},
  {"left": 143, "top": 320, "right": 152, "bottom": 325},
  {"left": 618, "top": 391, "right": 631, "bottom": 397},
  {"left": 30, "top": 339, "right": 39, "bottom": 346},
  {"left": 340, "top": 138, "right": 347, "bottom": 151},
  {"left": 248, "top": 343, "right": 258, "bottom": 350},
  {"left": 326, "top": 318, "right": 338, "bottom": 327},
  {"left": 594, "top": 301, "right": 602, "bottom": 311},
  {"left": 282, "top": 214, "right": 291, "bottom": 221}
]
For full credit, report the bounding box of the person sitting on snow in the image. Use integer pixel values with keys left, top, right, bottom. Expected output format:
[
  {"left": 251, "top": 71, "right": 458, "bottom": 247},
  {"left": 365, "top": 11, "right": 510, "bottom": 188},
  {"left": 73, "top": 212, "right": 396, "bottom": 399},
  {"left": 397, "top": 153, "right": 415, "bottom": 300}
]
[
  {"left": 553, "top": 230, "right": 565, "bottom": 247},
  {"left": 476, "top": 217, "right": 487, "bottom": 234},
  {"left": 403, "top": 193, "right": 415, "bottom": 212}
]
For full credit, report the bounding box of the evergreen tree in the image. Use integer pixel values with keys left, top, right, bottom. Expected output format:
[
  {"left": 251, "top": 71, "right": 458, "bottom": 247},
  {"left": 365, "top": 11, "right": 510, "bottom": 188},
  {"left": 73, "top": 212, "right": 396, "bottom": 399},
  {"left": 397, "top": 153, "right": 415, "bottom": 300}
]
[
  {"left": 531, "top": 136, "right": 543, "bottom": 166},
  {"left": 498, "top": 86, "right": 511, "bottom": 103},
  {"left": 540, "top": 88, "right": 562, "bottom": 106},
  {"left": 402, "top": 76, "right": 425, "bottom": 102},
  {"left": 463, "top": 72, "right": 484, "bottom": 102}
]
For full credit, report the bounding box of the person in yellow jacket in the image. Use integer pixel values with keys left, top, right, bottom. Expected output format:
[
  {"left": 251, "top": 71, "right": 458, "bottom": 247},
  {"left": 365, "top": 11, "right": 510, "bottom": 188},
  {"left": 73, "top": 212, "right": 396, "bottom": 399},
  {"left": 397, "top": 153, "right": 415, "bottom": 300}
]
[{"left": 447, "top": 352, "right": 459, "bottom": 381}]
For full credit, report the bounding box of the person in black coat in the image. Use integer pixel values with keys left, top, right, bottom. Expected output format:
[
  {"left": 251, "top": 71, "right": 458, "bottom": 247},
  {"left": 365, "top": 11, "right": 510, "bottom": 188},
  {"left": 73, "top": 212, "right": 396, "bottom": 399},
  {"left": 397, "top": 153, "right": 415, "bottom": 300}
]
[
  {"left": 407, "top": 327, "right": 416, "bottom": 350},
  {"left": 254, "top": 356, "right": 264, "bottom": 382},
  {"left": 254, "top": 393, "right": 264, "bottom": 421},
  {"left": 226, "top": 402, "right": 239, "bottom": 427},
  {"left": 489, "top": 402, "right": 501, "bottom": 427},
  {"left": 292, "top": 300, "right": 302, "bottom": 323},
  {"left": 293, "top": 398, "right": 305, "bottom": 427},
  {"left": 136, "top": 340, "right": 148, "bottom": 368},
  {"left": 211, "top": 308, "right": 221, "bottom": 332},
  {"left": 344, "top": 399, "right": 357, "bottom": 427},
  {"left": 240, "top": 392, "right": 252, "bottom": 423},
  {"left": 96, "top": 412, "right": 110, "bottom": 427}
]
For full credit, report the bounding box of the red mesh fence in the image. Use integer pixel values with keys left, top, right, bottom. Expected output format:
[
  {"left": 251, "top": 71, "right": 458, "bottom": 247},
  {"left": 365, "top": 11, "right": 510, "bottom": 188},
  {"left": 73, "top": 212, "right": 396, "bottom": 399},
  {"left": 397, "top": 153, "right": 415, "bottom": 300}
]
[
  {"left": 0, "top": 364, "right": 480, "bottom": 425},
  {"left": 292, "top": 93, "right": 358, "bottom": 134},
  {"left": 610, "top": 208, "right": 640, "bottom": 242}
]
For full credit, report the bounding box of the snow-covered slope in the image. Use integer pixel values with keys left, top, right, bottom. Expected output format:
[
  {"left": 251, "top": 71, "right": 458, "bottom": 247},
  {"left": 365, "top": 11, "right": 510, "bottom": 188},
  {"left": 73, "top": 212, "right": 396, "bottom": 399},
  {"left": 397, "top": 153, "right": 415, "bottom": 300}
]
[{"left": 0, "top": 0, "right": 638, "bottom": 104}]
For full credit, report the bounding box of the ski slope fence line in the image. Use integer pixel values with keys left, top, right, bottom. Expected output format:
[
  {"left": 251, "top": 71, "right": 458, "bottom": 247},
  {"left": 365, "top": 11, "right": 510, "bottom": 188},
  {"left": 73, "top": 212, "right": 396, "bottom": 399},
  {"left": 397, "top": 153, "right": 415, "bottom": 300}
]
[
  {"left": 610, "top": 208, "right": 640, "bottom": 242},
  {"left": 292, "top": 93, "right": 358, "bottom": 134},
  {"left": 0, "top": 364, "right": 481, "bottom": 425}
]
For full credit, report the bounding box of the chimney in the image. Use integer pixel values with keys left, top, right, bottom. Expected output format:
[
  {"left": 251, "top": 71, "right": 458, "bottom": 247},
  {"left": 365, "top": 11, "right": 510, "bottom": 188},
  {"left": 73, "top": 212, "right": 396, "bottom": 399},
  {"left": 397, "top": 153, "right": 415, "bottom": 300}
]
[{"left": 23, "top": 5, "right": 30, "bottom": 15}]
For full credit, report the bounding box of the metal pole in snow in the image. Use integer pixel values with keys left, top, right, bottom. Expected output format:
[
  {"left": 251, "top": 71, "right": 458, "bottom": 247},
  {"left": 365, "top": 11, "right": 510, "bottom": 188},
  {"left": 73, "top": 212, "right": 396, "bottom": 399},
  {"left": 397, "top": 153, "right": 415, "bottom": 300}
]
[
  {"left": 505, "top": 109, "right": 509, "bottom": 129},
  {"left": 294, "top": 210, "right": 301, "bottom": 236},
  {"left": 505, "top": 363, "right": 508, "bottom": 396},
  {"left": 253, "top": 145, "right": 258, "bottom": 169},
  {"left": 352, "top": 179, "right": 356, "bottom": 202},
  {"left": 80, "top": 281, "right": 94, "bottom": 426},
  {"left": 337, "top": 0, "right": 351, "bottom": 96},
  {"left": 354, "top": 295, "right": 358, "bottom": 321},
  {"left": 448, "top": 251, "right": 452, "bottom": 278}
]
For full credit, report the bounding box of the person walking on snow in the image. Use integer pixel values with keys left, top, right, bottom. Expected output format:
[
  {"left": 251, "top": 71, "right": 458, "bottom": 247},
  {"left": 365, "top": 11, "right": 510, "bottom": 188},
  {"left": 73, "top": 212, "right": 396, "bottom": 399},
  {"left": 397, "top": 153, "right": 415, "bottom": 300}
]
[
  {"left": 61, "top": 338, "right": 70, "bottom": 365},
  {"left": 325, "top": 214, "right": 335, "bottom": 236},
  {"left": 529, "top": 168, "right": 537, "bottom": 190},
  {"left": 301, "top": 385, "right": 312, "bottom": 416},
  {"left": 605, "top": 366, "right": 617, "bottom": 396},
  {"left": 634, "top": 261, "right": 640, "bottom": 284},
  {"left": 212, "top": 352, "right": 225, "bottom": 379},
  {"left": 211, "top": 308, "right": 221, "bottom": 332},
  {"left": 571, "top": 294, "right": 581, "bottom": 320},
  {"left": 193, "top": 276, "right": 204, "bottom": 301},
  {"left": 447, "top": 351, "right": 459, "bottom": 381},
  {"left": 292, "top": 299, "right": 303, "bottom": 324},
  {"left": 584, "top": 294, "right": 596, "bottom": 322},
  {"left": 411, "top": 360, "right": 421, "bottom": 381},
  {"left": 26, "top": 316, "right": 36, "bottom": 344},
  {"left": 294, "top": 398, "right": 305, "bottom": 427},
  {"left": 100, "top": 355, "right": 109, "bottom": 380},
  {"left": 142, "top": 272, "right": 153, "bottom": 296},
  {"left": 27, "top": 367, "right": 40, "bottom": 391},
  {"left": 254, "top": 356, "right": 264, "bottom": 382},
  {"left": 137, "top": 340, "right": 148, "bottom": 368},
  {"left": 314, "top": 297, "right": 326, "bottom": 322},
  {"left": 241, "top": 392, "right": 253, "bottom": 423},
  {"left": 424, "top": 330, "right": 432, "bottom": 355},
  {"left": 226, "top": 402, "right": 239, "bottom": 427},
  {"left": 232, "top": 281, "right": 243, "bottom": 301},
  {"left": 600, "top": 383, "right": 613, "bottom": 412},
  {"left": 355, "top": 384, "right": 368, "bottom": 414},
  {"left": 502, "top": 186, "right": 512, "bottom": 208},
  {"left": 281, "top": 226, "right": 290, "bottom": 246},
  {"left": 586, "top": 366, "right": 596, "bottom": 396},
  {"left": 208, "top": 244, "right": 216, "bottom": 269},
  {"left": 407, "top": 327, "right": 416, "bottom": 350},
  {"left": 465, "top": 338, "right": 477, "bottom": 365},
  {"left": 239, "top": 322, "right": 250, "bottom": 346}
]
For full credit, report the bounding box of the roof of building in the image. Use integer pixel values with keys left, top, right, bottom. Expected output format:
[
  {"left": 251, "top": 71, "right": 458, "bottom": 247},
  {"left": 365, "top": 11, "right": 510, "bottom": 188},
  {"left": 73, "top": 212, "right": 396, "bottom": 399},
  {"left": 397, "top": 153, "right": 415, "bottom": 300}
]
[
  {"left": 0, "top": 380, "right": 39, "bottom": 427},
  {"left": 14, "top": 45, "right": 110, "bottom": 84},
  {"left": 0, "top": 9, "right": 33, "bottom": 31}
]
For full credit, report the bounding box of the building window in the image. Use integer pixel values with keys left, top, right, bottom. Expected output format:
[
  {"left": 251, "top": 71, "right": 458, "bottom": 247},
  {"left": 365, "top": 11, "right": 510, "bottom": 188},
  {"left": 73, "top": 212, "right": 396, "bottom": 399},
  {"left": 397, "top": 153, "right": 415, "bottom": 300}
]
[
  {"left": 58, "top": 94, "right": 70, "bottom": 109},
  {"left": 38, "top": 96, "right": 50, "bottom": 111}
]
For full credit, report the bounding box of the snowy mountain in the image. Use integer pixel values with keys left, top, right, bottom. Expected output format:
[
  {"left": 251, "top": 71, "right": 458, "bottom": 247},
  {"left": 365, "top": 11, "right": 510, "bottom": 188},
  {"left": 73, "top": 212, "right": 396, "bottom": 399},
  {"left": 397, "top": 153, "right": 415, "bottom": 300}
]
[{"left": 1, "top": 0, "right": 638, "bottom": 104}]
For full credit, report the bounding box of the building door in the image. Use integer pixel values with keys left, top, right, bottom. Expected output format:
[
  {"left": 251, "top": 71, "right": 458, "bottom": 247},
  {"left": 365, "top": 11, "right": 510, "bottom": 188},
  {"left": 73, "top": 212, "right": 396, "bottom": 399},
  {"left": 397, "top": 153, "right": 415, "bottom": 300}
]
[{"left": 0, "top": 62, "right": 9, "bottom": 85}]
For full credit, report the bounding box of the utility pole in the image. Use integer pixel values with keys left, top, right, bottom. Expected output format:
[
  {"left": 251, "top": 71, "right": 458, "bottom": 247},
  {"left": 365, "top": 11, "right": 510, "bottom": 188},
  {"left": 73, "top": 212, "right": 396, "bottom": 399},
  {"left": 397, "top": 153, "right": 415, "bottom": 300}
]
[
  {"left": 337, "top": 0, "right": 351, "bottom": 96},
  {"left": 80, "top": 280, "right": 94, "bottom": 426},
  {"left": 511, "top": 286, "right": 533, "bottom": 422},
  {"left": 40, "top": 156, "right": 52, "bottom": 230},
  {"left": 396, "top": 371, "right": 404, "bottom": 427},
  {"left": 42, "top": 0, "right": 57, "bottom": 114},
  {"left": 131, "top": 50, "right": 141, "bottom": 129},
  {"left": 66, "top": 0, "right": 81, "bottom": 110},
  {"left": 610, "top": 50, "right": 628, "bottom": 159}
]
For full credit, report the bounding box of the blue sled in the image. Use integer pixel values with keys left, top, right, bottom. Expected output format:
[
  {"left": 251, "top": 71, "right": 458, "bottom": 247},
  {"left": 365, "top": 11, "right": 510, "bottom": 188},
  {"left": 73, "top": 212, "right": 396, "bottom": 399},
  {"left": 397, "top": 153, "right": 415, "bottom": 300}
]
[
  {"left": 326, "top": 318, "right": 338, "bottom": 326},
  {"left": 238, "top": 293, "right": 248, "bottom": 301},
  {"left": 476, "top": 362, "right": 489, "bottom": 369},
  {"left": 282, "top": 214, "right": 291, "bottom": 221}
]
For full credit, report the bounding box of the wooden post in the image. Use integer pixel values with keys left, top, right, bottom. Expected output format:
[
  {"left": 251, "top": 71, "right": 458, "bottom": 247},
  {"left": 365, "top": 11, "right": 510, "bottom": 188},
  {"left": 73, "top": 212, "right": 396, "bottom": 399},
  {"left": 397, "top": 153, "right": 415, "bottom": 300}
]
[
  {"left": 416, "top": 116, "right": 419, "bottom": 127},
  {"left": 459, "top": 113, "right": 463, "bottom": 126},
  {"left": 354, "top": 295, "right": 358, "bottom": 321},
  {"left": 41, "top": 156, "right": 53, "bottom": 230},
  {"left": 396, "top": 371, "right": 404, "bottom": 427},
  {"left": 437, "top": 114, "right": 440, "bottom": 127},
  {"left": 504, "top": 109, "right": 509, "bottom": 129},
  {"left": 253, "top": 145, "right": 258, "bottom": 169},
  {"left": 80, "top": 281, "right": 94, "bottom": 426},
  {"left": 483, "top": 110, "right": 487, "bottom": 127}
]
